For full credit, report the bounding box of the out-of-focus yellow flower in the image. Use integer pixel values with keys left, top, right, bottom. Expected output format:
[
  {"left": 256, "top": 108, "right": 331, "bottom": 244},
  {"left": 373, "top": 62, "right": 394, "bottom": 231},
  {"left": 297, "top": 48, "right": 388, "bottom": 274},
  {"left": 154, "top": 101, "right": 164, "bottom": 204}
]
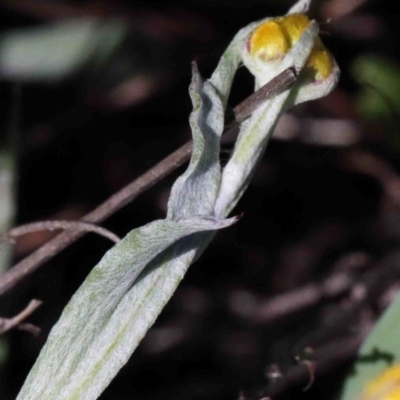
[{"left": 358, "top": 365, "right": 400, "bottom": 400}]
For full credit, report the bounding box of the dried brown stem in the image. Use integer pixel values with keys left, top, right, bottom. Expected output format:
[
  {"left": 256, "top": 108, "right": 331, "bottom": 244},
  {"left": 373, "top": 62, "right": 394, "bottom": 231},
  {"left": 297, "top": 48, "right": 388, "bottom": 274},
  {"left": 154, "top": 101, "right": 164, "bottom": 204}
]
[
  {"left": 0, "top": 68, "right": 297, "bottom": 296},
  {"left": 244, "top": 252, "right": 400, "bottom": 398},
  {"left": 299, "top": 359, "right": 316, "bottom": 391},
  {"left": 267, "top": 334, "right": 363, "bottom": 398},
  {"left": 0, "top": 220, "right": 121, "bottom": 244},
  {"left": 0, "top": 299, "right": 42, "bottom": 334},
  {"left": 17, "top": 322, "right": 42, "bottom": 336},
  {"left": 256, "top": 271, "right": 354, "bottom": 324}
]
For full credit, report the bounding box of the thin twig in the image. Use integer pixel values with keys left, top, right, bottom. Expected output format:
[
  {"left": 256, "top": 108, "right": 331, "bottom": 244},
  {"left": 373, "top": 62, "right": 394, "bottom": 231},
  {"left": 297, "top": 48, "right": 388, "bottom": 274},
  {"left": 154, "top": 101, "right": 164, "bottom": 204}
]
[
  {"left": 0, "top": 220, "right": 121, "bottom": 244},
  {"left": 321, "top": 0, "right": 370, "bottom": 21},
  {"left": 0, "top": 67, "right": 297, "bottom": 296},
  {"left": 266, "top": 334, "right": 363, "bottom": 398},
  {"left": 295, "top": 252, "right": 400, "bottom": 351},
  {"left": 0, "top": 299, "right": 42, "bottom": 334},
  {"left": 17, "top": 322, "right": 42, "bottom": 336},
  {"left": 256, "top": 271, "right": 354, "bottom": 324},
  {"left": 243, "top": 252, "right": 400, "bottom": 398},
  {"left": 299, "top": 359, "right": 316, "bottom": 391},
  {"left": 226, "top": 67, "right": 297, "bottom": 127}
]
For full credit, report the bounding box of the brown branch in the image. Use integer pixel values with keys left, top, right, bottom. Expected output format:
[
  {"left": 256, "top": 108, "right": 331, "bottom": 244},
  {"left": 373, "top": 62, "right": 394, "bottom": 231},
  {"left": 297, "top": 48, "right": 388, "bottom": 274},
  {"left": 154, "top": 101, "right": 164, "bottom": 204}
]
[
  {"left": 256, "top": 271, "right": 354, "bottom": 324},
  {"left": 296, "top": 252, "right": 400, "bottom": 351},
  {"left": 321, "top": 0, "right": 370, "bottom": 21},
  {"left": 0, "top": 220, "right": 121, "bottom": 244},
  {"left": 17, "top": 322, "right": 42, "bottom": 336},
  {"left": 240, "top": 252, "right": 400, "bottom": 399},
  {"left": 0, "top": 299, "right": 42, "bottom": 335},
  {"left": 0, "top": 67, "right": 298, "bottom": 296},
  {"left": 343, "top": 150, "right": 400, "bottom": 210},
  {"left": 239, "top": 334, "right": 364, "bottom": 400},
  {"left": 299, "top": 359, "right": 316, "bottom": 391},
  {"left": 266, "top": 334, "right": 363, "bottom": 398}
]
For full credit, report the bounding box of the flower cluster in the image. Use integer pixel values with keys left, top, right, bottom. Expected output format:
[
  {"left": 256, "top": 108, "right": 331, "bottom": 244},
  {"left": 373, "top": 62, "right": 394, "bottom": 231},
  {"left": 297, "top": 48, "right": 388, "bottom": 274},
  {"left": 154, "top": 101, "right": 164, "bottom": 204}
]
[{"left": 241, "top": 8, "right": 339, "bottom": 104}]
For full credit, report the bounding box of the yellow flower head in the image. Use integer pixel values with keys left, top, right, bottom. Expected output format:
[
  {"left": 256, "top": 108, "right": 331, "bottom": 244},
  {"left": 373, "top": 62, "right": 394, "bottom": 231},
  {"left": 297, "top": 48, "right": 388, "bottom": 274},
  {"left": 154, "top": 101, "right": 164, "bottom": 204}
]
[
  {"left": 359, "top": 365, "right": 400, "bottom": 400},
  {"left": 247, "top": 13, "right": 333, "bottom": 81}
]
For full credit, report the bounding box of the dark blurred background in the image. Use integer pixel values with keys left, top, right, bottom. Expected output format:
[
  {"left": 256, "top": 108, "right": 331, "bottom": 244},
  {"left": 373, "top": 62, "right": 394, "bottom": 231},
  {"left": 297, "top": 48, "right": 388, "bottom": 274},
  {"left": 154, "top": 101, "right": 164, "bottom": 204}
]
[{"left": 1, "top": 0, "right": 400, "bottom": 399}]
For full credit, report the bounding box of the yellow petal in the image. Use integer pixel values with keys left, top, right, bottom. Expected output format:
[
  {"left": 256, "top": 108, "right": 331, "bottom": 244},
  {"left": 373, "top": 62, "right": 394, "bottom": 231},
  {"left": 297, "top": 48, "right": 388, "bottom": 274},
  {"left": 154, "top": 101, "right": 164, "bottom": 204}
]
[
  {"left": 249, "top": 20, "right": 289, "bottom": 60},
  {"left": 276, "top": 13, "right": 311, "bottom": 46},
  {"left": 306, "top": 38, "right": 334, "bottom": 80}
]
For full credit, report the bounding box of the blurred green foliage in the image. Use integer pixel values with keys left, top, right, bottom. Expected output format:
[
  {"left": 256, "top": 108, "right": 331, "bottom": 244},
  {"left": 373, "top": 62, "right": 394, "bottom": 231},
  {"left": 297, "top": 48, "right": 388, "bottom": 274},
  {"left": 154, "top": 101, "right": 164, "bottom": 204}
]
[
  {"left": 353, "top": 55, "right": 400, "bottom": 121},
  {"left": 0, "top": 19, "right": 128, "bottom": 82},
  {"left": 340, "top": 293, "right": 400, "bottom": 400}
]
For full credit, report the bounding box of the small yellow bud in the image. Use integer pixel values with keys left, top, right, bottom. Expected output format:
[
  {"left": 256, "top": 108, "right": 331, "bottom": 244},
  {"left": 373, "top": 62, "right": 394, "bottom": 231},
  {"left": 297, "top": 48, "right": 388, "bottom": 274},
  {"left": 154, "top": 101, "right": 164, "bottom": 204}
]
[{"left": 359, "top": 365, "right": 400, "bottom": 400}]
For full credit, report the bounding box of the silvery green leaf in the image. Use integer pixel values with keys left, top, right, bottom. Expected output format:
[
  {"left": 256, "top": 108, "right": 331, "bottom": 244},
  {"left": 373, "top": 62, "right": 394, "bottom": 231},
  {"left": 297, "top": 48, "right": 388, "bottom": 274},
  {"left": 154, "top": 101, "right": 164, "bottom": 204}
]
[
  {"left": 16, "top": 2, "right": 340, "bottom": 399},
  {"left": 209, "top": 18, "right": 274, "bottom": 107},
  {"left": 292, "top": 57, "right": 340, "bottom": 105},
  {"left": 214, "top": 23, "right": 319, "bottom": 217},
  {"left": 16, "top": 216, "right": 237, "bottom": 400},
  {"left": 0, "top": 19, "right": 127, "bottom": 82},
  {"left": 17, "top": 64, "right": 229, "bottom": 400},
  {"left": 168, "top": 63, "right": 224, "bottom": 219}
]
